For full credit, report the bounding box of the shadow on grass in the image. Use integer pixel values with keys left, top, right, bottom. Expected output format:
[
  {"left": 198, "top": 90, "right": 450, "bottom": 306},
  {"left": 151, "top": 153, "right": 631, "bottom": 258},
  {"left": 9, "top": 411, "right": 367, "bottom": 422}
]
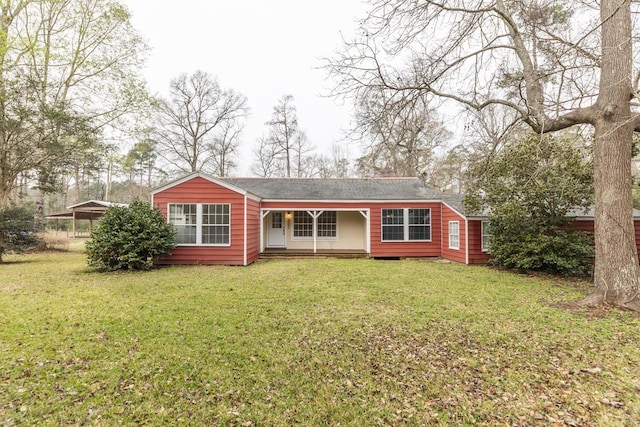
[
  {"left": 78, "top": 263, "right": 174, "bottom": 276},
  {"left": 0, "top": 259, "right": 32, "bottom": 265}
]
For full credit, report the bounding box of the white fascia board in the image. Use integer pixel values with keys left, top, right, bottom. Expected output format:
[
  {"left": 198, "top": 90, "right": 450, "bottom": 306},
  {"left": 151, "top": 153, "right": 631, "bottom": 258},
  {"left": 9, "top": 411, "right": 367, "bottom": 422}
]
[
  {"left": 441, "top": 201, "right": 466, "bottom": 218},
  {"left": 67, "top": 200, "right": 123, "bottom": 209},
  {"left": 66, "top": 200, "right": 103, "bottom": 209},
  {"left": 465, "top": 216, "right": 489, "bottom": 221},
  {"left": 260, "top": 199, "right": 444, "bottom": 204}
]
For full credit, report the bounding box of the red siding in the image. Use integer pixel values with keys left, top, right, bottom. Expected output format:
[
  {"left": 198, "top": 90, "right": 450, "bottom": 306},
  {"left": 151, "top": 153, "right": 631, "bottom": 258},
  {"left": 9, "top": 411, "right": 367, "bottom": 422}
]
[
  {"left": 151, "top": 174, "right": 640, "bottom": 267},
  {"left": 468, "top": 220, "right": 490, "bottom": 265},
  {"left": 569, "top": 219, "right": 640, "bottom": 263},
  {"left": 156, "top": 175, "right": 613, "bottom": 264},
  {"left": 153, "top": 176, "right": 249, "bottom": 266},
  {"left": 441, "top": 205, "right": 466, "bottom": 263},
  {"left": 567, "top": 219, "right": 594, "bottom": 235},
  {"left": 245, "top": 197, "right": 261, "bottom": 264},
  {"left": 468, "top": 218, "right": 640, "bottom": 265},
  {"left": 369, "top": 203, "right": 442, "bottom": 258}
]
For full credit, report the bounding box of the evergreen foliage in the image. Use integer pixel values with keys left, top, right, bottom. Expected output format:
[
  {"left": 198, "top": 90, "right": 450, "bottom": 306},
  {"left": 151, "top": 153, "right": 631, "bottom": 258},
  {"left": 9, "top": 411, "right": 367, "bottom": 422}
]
[
  {"left": 465, "top": 133, "right": 594, "bottom": 275},
  {"left": 86, "top": 200, "right": 175, "bottom": 271},
  {"left": 0, "top": 206, "right": 42, "bottom": 262}
]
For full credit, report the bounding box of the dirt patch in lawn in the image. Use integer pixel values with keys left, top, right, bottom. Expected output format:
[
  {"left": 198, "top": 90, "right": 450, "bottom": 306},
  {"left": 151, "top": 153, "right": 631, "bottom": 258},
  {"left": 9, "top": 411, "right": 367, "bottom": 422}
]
[{"left": 552, "top": 301, "right": 640, "bottom": 319}]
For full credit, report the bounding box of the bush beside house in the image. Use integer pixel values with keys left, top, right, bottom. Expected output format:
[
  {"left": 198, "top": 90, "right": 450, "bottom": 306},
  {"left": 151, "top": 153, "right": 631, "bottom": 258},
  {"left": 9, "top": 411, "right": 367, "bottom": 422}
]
[
  {"left": 86, "top": 200, "right": 176, "bottom": 271},
  {"left": 466, "top": 133, "right": 595, "bottom": 276}
]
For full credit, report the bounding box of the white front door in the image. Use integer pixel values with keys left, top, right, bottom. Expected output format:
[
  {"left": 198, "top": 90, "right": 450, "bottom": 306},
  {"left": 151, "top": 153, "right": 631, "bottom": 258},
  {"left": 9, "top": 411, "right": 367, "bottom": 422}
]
[{"left": 267, "top": 212, "right": 286, "bottom": 247}]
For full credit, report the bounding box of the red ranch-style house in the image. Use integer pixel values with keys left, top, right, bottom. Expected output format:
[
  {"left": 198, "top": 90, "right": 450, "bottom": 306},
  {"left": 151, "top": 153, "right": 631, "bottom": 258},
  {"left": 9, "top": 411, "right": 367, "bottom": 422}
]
[{"left": 150, "top": 172, "right": 640, "bottom": 266}]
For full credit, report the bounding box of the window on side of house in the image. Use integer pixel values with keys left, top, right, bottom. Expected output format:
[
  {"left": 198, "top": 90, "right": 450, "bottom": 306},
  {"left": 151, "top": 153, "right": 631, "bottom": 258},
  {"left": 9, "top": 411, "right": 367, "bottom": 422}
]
[
  {"left": 169, "top": 203, "right": 197, "bottom": 244},
  {"left": 381, "top": 208, "right": 431, "bottom": 242},
  {"left": 449, "top": 221, "right": 460, "bottom": 250},
  {"left": 202, "top": 204, "right": 230, "bottom": 245},
  {"left": 408, "top": 208, "right": 431, "bottom": 241},
  {"left": 481, "top": 220, "right": 491, "bottom": 252},
  {"left": 382, "top": 208, "right": 405, "bottom": 241},
  {"left": 168, "top": 203, "right": 230, "bottom": 246}
]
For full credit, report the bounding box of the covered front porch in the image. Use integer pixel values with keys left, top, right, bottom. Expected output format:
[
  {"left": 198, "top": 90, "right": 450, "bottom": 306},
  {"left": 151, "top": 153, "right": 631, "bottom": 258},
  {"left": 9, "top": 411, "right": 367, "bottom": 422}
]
[{"left": 260, "top": 208, "right": 370, "bottom": 255}]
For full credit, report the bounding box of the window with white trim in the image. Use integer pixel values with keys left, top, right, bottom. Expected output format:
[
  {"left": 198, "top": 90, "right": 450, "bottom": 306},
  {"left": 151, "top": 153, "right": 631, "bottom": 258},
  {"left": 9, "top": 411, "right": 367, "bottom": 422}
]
[
  {"left": 168, "top": 203, "right": 230, "bottom": 245},
  {"left": 169, "top": 204, "right": 197, "bottom": 244},
  {"left": 293, "top": 211, "right": 337, "bottom": 239},
  {"left": 409, "top": 208, "right": 431, "bottom": 240},
  {"left": 481, "top": 220, "right": 491, "bottom": 252},
  {"left": 449, "top": 221, "right": 460, "bottom": 250},
  {"left": 317, "top": 211, "right": 337, "bottom": 238},
  {"left": 381, "top": 208, "right": 431, "bottom": 241},
  {"left": 293, "top": 211, "right": 313, "bottom": 237},
  {"left": 202, "top": 204, "right": 230, "bottom": 244},
  {"left": 381, "top": 209, "right": 404, "bottom": 241}
]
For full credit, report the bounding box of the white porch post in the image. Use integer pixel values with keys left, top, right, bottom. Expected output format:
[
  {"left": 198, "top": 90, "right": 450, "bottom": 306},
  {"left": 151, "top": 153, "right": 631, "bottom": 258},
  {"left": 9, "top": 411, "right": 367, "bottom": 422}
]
[
  {"left": 260, "top": 210, "right": 270, "bottom": 253},
  {"left": 307, "top": 210, "right": 322, "bottom": 254},
  {"left": 359, "top": 210, "right": 370, "bottom": 254},
  {"left": 243, "top": 196, "right": 248, "bottom": 266}
]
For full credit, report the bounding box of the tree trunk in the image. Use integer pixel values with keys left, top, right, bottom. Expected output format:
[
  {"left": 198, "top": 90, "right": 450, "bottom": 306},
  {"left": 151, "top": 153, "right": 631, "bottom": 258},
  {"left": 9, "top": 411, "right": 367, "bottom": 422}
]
[
  {"left": 106, "top": 155, "right": 113, "bottom": 202},
  {"left": 35, "top": 188, "right": 45, "bottom": 231},
  {"left": 73, "top": 166, "right": 83, "bottom": 203},
  {"left": 582, "top": 0, "right": 640, "bottom": 311}
]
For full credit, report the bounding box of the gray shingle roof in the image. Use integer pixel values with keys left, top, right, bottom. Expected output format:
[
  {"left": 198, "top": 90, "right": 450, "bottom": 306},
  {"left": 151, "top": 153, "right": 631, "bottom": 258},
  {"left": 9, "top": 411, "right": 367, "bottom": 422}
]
[
  {"left": 220, "top": 177, "right": 444, "bottom": 201},
  {"left": 566, "top": 206, "right": 640, "bottom": 218},
  {"left": 440, "top": 193, "right": 465, "bottom": 214},
  {"left": 457, "top": 204, "right": 640, "bottom": 219}
]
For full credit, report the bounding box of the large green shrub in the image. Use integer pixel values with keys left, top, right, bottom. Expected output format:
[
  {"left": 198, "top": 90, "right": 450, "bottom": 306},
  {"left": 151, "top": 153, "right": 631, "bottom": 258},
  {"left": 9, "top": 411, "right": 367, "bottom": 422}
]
[
  {"left": 0, "top": 206, "right": 42, "bottom": 262},
  {"left": 487, "top": 204, "right": 594, "bottom": 275},
  {"left": 86, "top": 200, "right": 175, "bottom": 271},
  {"left": 466, "top": 133, "right": 594, "bottom": 276}
]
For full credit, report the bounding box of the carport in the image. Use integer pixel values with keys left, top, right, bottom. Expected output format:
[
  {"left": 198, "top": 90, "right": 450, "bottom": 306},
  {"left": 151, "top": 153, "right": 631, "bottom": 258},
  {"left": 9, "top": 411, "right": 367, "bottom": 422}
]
[{"left": 46, "top": 200, "right": 127, "bottom": 238}]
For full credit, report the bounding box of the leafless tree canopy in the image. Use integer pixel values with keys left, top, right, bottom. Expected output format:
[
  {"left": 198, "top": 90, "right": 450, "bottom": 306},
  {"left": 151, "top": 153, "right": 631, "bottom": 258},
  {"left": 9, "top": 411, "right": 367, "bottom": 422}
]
[
  {"left": 252, "top": 95, "right": 314, "bottom": 178},
  {"left": 327, "top": 0, "right": 640, "bottom": 311},
  {"left": 354, "top": 88, "right": 451, "bottom": 177},
  {"left": 328, "top": 0, "right": 619, "bottom": 132},
  {"left": 251, "top": 136, "right": 282, "bottom": 178},
  {"left": 154, "top": 71, "right": 248, "bottom": 176}
]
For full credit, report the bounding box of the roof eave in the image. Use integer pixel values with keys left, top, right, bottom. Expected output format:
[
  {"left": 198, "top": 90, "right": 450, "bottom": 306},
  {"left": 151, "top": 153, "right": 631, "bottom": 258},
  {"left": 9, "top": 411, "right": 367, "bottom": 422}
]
[{"left": 260, "top": 198, "right": 446, "bottom": 204}]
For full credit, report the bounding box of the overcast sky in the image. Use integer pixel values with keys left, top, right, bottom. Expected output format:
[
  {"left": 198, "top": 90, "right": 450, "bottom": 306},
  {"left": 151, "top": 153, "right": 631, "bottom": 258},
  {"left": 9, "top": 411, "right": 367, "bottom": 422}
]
[{"left": 122, "top": 0, "right": 369, "bottom": 175}]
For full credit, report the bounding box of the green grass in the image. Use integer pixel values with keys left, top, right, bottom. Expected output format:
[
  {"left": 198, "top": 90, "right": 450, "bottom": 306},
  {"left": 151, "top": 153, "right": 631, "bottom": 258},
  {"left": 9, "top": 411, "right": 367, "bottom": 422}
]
[{"left": 1, "top": 251, "right": 639, "bottom": 426}]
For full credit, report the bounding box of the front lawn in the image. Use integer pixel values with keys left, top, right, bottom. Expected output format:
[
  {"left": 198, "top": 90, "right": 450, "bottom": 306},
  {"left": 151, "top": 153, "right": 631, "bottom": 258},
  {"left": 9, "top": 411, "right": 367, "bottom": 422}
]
[{"left": 1, "top": 252, "right": 639, "bottom": 425}]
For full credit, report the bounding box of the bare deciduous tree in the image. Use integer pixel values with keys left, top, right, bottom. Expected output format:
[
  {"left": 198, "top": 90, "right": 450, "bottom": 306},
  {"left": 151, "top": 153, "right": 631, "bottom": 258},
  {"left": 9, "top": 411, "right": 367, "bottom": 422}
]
[
  {"left": 354, "top": 89, "right": 451, "bottom": 177},
  {"left": 462, "top": 105, "right": 523, "bottom": 164},
  {"left": 210, "top": 120, "right": 243, "bottom": 177},
  {"left": 328, "top": 143, "right": 352, "bottom": 178},
  {"left": 426, "top": 145, "right": 468, "bottom": 194},
  {"left": 251, "top": 136, "right": 285, "bottom": 177},
  {"left": 253, "top": 95, "right": 313, "bottom": 178},
  {"left": 155, "top": 71, "right": 248, "bottom": 175},
  {"left": 327, "top": 0, "right": 640, "bottom": 311}
]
